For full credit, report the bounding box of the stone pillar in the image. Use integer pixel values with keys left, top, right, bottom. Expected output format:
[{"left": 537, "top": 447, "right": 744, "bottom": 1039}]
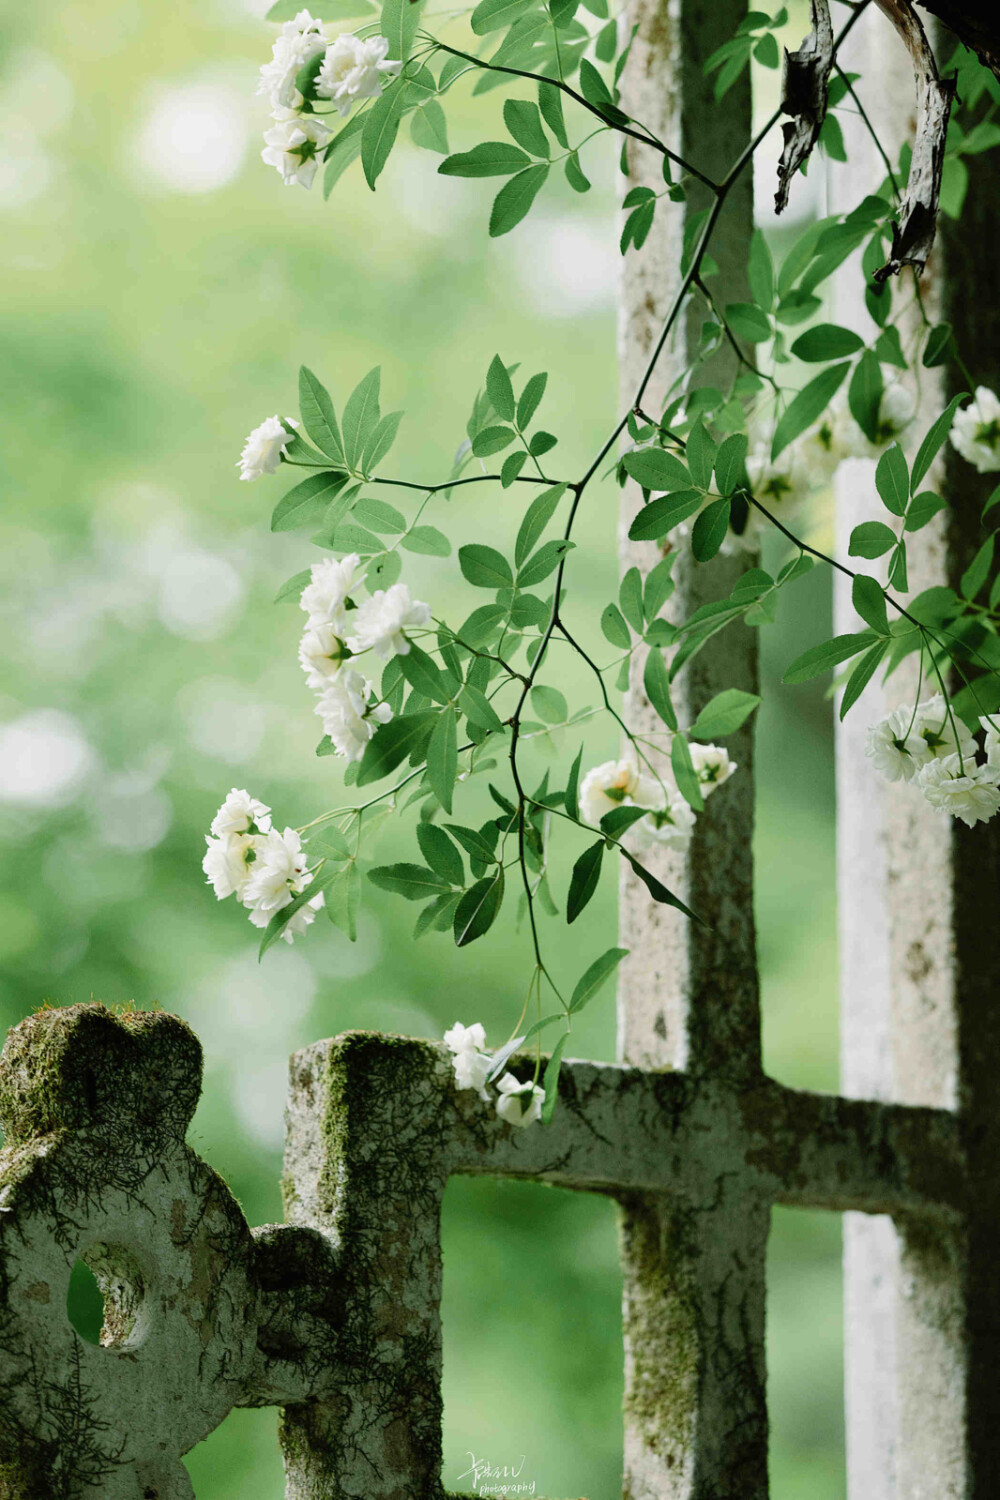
[
  {"left": 615, "top": 5, "right": 764, "bottom": 1496},
  {"left": 835, "top": 9, "right": 1000, "bottom": 1497}
]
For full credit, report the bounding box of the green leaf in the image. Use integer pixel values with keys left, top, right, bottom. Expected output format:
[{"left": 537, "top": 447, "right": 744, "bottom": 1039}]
[
  {"left": 839, "top": 640, "right": 887, "bottom": 720},
  {"left": 446, "top": 823, "right": 499, "bottom": 862},
  {"left": 454, "top": 869, "right": 505, "bottom": 945},
  {"left": 326, "top": 862, "right": 360, "bottom": 941},
  {"left": 368, "top": 861, "right": 451, "bottom": 899},
  {"left": 380, "top": 0, "right": 424, "bottom": 59},
  {"left": 299, "top": 366, "right": 345, "bottom": 463},
  {"left": 501, "top": 451, "right": 527, "bottom": 487},
  {"left": 578, "top": 57, "right": 613, "bottom": 106},
  {"left": 567, "top": 840, "right": 603, "bottom": 923},
  {"left": 402, "top": 525, "right": 451, "bottom": 556},
  {"left": 686, "top": 421, "right": 717, "bottom": 489},
  {"left": 628, "top": 490, "right": 703, "bottom": 541},
  {"left": 643, "top": 648, "right": 677, "bottom": 729},
  {"left": 564, "top": 150, "right": 591, "bottom": 192},
  {"left": 271, "top": 471, "right": 348, "bottom": 533},
  {"left": 457, "top": 603, "right": 507, "bottom": 646},
  {"left": 517, "top": 537, "right": 573, "bottom": 587},
  {"left": 354, "top": 495, "right": 406, "bottom": 533},
  {"left": 258, "top": 871, "right": 334, "bottom": 959},
  {"left": 537, "top": 80, "right": 568, "bottom": 147},
  {"left": 515, "top": 482, "right": 565, "bottom": 566},
  {"left": 529, "top": 430, "right": 557, "bottom": 458},
  {"left": 619, "top": 566, "right": 644, "bottom": 633},
  {"left": 910, "top": 393, "right": 969, "bottom": 493},
  {"left": 417, "top": 822, "right": 464, "bottom": 885},
  {"left": 904, "top": 491, "right": 946, "bottom": 533},
  {"left": 274, "top": 568, "right": 312, "bottom": 604},
  {"left": 360, "top": 83, "right": 407, "bottom": 189},
  {"left": 470, "top": 0, "right": 535, "bottom": 33},
  {"left": 459, "top": 684, "right": 503, "bottom": 732},
  {"left": 517, "top": 371, "right": 548, "bottom": 429},
  {"left": 599, "top": 805, "right": 648, "bottom": 838},
  {"left": 342, "top": 367, "right": 382, "bottom": 470},
  {"left": 849, "top": 520, "right": 897, "bottom": 558},
  {"left": 410, "top": 99, "right": 449, "bottom": 154},
  {"left": 460, "top": 543, "right": 513, "bottom": 589},
  {"left": 622, "top": 448, "right": 692, "bottom": 492},
  {"left": 671, "top": 733, "right": 703, "bottom": 811},
  {"left": 356, "top": 710, "right": 437, "bottom": 786},
  {"left": 714, "top": 433, "right": 748, "bottom": 496},
  {"left": 783, "top": 631, "right": 878, "bottom": 685},
  {"left": 503, "top": 98, "right": 549, "bottom": 157},
  {"left": 690, "top": 687, "right": 761, "bottom": 739},
  {"left": 471, "top": 425, "right": 516, "bottom": 456},
  {"left": 601, "top": 602, "right": 631, "bottom": 648},
  {"left": 399, "top": 643, "right": 449, "bottom": 703},
  {"left": 489, "top": 164, "right": 549, "bottom": 236},
  {"left": 540, "top": 1032, "right": 568, "bottom": 1125},
  {"left": 361, "top": 410, "right": 404, "bottom": 474},
  {"left": 922, "top": 322, "right": 954, "bottom": 368},
  {"left": 565, "top": 744, "right": 583, "bottom": 821},
  {"left": 961, "top": 533, "right": 995, "bottom": 601},
  {"left": 486, "top": 354, "right": 516, "bottom": 422},
  {"left": 622, "top": 850, "right": 702, "bottom": 923},
  {"left": 771, "top": 363, "right": 850, "bottom": 460},
  {"left": 848, "top": 351, "right": 883, "bottom": 444},
  {"left": 427, "top": 706, "right": 458, "bottom": 813},
  {"left": 644, "top": 556, "right": 676, "bottom": 619},
  {"left": 725, "top": 302, "right": 772, "bottom": 343},
  {"left": 691, "top": 497, "right": 731, "bottom": 561},
  {"left": 439, "top": 141, "right": 532, "bottom": 177},
  {"left": 531, "top": 685, "right": 567, "bottom": 723},
  {"left": 875, "top": 444, "right": 908, "bottom": 516},
  {"left": 790, "top": 323, "right": 865, "bottom": 362},
  {"left": 852, "top": 574, "right": 889, "bottom": 636},
  {"left": 324, "top": 113, "right": 366, "bottom": 197},
  {"left": 748, "top": 229, "right": 774, "bottom": 312}
]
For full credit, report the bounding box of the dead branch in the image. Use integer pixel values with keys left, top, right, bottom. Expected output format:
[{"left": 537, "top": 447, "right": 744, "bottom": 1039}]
[{"left": 774, "top": 0, "right": 834, "bottom": 214}]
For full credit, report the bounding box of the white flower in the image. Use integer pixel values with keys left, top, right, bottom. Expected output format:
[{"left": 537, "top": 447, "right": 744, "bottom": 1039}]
[
  {"left": 347, "top": 583, "right": 431, "bottom": 659},
  {"left": 202, "top": 834, "right": 258, "bottom": 900},
  {"left": 579, "top": 759, "right": 642, "bottom": 826},
  {"left": 950, "top": 387, "right": 1000, "bottom": 473},
  {"left": 243, "top": 825, "right": 312, "bottom": 920},
  {"left": 261, "top": 111, "right": 331, "bottom": 189},
  {"left": 627, "top": 787, "right": 696, "bottom": 854},
  {"left": 316, "top": 33, "right": 401, "bottom": 117},
  {"left": 918, "top": 755, "right": 1000, "bottom": 827},
  {"left": 210, "top": 788, "right": 271, "bottom": 839},
  {"left": 314, "top": 669, "right": 392, "bottom": 760},
  {"left": 876, "top": 383, "right": 917, "bottom": 443},
  {"left": 258, "top": 11, "right": 327, "bottom": 110},
  {"left": 495, "top": 1073, "right": 544, "bottom": 1128},
  {"left": 865, "top": 705, "right": 925, "bottom": 783},
  {"left": 238, "top": 415, "right": 294, "bottom": 482},
  {"left": 444, "top": 1020, "right": 487, "bottom": 1054},
  {"left": 299, "top": 621, "right": 351, "bottom": 689},
  {"left": 300, "top": 553, "right": 363, "bottom": 629},
  {"left": 689, "top": 741, "right": 737, "bottom": 794},
  {"left": 248, "top": 890, "right": 325, "bottom": 942},
  {"left": 980, "top": 714, "right": 1000, "bottom": 768},
  {"left": 907, "top": 694, "right": 976, "bottom": 767}
]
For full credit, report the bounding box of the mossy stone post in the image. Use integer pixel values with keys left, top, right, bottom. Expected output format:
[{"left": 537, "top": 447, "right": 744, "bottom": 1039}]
[
  {"left": 834, "top": 9, "right": 1000, "bottom": 1497},
  {"left": 616, "top": 1, "right": 764, "bottom": 1495}
]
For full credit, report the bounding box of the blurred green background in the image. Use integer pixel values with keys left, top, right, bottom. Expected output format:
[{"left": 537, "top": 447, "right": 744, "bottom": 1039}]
[{"left": 0, "top": 0, "right": 845, "bottom": 1494}]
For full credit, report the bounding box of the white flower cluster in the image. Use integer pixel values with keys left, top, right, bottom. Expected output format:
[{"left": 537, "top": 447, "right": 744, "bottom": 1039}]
[
  {"left": 443, "top": 1022, "right": 545, "bottom": 1128},
  {"left": 298, "top": 554, "right": 431, "bottom": 760},
  {"left": 950, "top": 386, "right": 1000, "bottom": 474},
  {"left": 202, "top": 788, "right": 324, "bottom": 942},
  {"left": 578, "top": 743, "right": 736, "bottom": 853},
  {"left": 257, "top": 9, "right": 400, "bottom": 189},
  {"left": 865, "top": 697, "right": 1000, "bottom": 827}
]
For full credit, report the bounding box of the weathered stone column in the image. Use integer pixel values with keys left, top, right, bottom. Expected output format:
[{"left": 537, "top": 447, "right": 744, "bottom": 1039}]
[
  {"left": 616, "top": 5, "right": 763, "bottom": 1497},
  {"left": 835, "top": 10, "right": 1000, "bottom": 1497}
]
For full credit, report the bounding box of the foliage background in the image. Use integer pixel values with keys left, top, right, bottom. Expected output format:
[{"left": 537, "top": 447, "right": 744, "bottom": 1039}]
[{"left": 0, "top": 0, "right": 845, "bottom": 1493}]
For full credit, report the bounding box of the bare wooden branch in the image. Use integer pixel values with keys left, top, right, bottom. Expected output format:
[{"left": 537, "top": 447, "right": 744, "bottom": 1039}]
[
  {"left": 874, "top": 0, "right": 956, "bottom": 280},
  {"left": 915, "top": 0, "right": 1000, "bottom": 78},
  {"left": 775, "top": 0, "right": 834, "bottom": 214}
]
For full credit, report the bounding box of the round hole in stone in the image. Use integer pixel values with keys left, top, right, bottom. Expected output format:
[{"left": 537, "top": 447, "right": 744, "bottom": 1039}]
[{"left": 66, "top": 1243, "right": 146, "bottom": 1349}]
